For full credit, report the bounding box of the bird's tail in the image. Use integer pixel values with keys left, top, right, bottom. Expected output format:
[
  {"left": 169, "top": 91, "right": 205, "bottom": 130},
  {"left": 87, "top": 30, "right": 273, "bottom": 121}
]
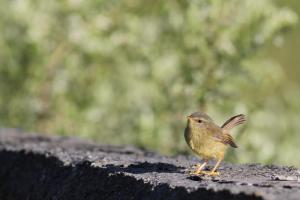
[{"left": 221, "top": 114, "right": 246, "bottom": 130}]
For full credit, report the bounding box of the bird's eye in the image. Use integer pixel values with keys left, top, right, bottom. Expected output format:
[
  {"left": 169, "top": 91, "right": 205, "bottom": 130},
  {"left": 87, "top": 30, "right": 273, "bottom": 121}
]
[{"left": 197, "top": 119, "right": 202, "bottom": 123}]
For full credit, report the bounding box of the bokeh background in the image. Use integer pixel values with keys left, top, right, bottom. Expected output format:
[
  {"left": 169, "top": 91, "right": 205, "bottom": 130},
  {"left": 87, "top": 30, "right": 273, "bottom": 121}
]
[{"left": 0, "top": 0, "right": 300, "bottom": 166}]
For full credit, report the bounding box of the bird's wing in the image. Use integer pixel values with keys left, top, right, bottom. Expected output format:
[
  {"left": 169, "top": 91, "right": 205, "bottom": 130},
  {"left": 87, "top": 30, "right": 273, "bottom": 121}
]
[
  {"left": 220, "top": 133, "right": 238, "bottom": 148},
  {"left": 208, "top": 124, "right": 238, "bottom": 148},
  {"left": 221, "top": 114, "right": 246, "bottom": 130}
]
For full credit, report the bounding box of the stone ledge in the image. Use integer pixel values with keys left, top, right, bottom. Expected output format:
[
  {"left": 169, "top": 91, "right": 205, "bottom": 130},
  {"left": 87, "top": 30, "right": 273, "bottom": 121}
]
[{"left": 0, "top": 128, "right": 299, "bottom": 200}]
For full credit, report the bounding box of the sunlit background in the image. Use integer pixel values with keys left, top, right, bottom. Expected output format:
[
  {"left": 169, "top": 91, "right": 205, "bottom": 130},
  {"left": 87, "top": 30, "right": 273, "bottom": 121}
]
[{"left": 0, "top": 0, "right": 299, "bottom": 166}]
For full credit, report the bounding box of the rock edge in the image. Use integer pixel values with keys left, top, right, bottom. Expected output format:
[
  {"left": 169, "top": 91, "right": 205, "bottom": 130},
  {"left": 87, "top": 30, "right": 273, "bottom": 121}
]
[{"left": 0, "top": 128, "right": 300, "bottom": 200}]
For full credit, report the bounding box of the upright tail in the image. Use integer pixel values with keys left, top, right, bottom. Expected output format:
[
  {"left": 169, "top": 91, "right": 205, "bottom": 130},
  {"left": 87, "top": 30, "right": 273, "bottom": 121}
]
[{"left": 221, "top": 114, "right": 246, "bottom": 130}]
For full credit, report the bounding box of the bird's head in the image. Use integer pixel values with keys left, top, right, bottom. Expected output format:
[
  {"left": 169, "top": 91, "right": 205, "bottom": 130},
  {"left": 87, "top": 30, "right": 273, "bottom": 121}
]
[{"left": 186, "top": 111, "right": 213, "bottom": 129}]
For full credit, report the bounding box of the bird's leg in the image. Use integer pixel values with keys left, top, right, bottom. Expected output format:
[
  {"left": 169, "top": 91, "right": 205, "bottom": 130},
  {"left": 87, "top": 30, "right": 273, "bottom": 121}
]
[
  {"left": 189, "top": 161, "right": 207, "bottom": 175},
  {"left": 200, "top": 159, "right": 222, "bottom": 176}
]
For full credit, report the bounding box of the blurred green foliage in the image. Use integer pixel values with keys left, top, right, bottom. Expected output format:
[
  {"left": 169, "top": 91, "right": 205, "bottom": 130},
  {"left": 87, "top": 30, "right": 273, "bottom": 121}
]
[{"left": 0, "top": 0, "right": 299, "bottom": 166}]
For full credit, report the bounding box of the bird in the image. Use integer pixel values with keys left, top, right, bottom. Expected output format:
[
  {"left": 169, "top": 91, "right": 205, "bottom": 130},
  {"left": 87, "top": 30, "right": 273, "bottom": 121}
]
[{"left": 184, "top": 111, "right": 246, "bottom": 176}]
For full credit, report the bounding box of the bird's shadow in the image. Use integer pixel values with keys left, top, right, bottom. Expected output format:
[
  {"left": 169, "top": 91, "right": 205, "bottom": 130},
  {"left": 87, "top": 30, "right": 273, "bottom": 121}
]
[{"left": 104, "top": 161, "right": 185, "bottom": 174}]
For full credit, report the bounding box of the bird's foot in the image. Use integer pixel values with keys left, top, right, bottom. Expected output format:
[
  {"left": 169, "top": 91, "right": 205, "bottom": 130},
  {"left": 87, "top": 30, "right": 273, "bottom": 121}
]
[
  {"left": 200, "top": 171, "right": 220, "bottom": 176},
  {"left": 188, "top": 164, "right": 204, "bottom": 175},
  {"left": 189, "top": 171, "right": 201, "bottom": 175}
]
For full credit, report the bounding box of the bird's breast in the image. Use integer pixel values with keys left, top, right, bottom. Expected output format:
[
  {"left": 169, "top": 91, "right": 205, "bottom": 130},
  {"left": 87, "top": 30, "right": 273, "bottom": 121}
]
[{"left": 184, "top": 127, "right": 226, "bottom": 160}]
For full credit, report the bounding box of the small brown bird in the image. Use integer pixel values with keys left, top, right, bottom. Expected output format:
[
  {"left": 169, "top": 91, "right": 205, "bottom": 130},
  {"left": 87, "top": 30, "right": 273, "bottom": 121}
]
[{"left": 184, "top": 111, "right": 246, "bottom": 176}]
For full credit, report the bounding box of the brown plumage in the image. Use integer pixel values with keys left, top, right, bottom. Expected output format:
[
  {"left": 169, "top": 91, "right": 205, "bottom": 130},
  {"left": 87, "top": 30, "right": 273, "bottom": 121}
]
[{"left": 184, "top": 112, "right": 246, "bottom": 176}]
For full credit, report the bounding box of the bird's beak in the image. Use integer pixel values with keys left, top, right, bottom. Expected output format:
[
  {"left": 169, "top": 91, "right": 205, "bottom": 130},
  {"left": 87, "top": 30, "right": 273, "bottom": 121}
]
[{"left": 186, "top": 115, "right": 191, "bottom": 119}]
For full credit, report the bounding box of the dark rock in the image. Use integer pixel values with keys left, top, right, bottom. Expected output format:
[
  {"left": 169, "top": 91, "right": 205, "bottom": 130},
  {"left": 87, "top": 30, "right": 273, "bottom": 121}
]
[{"left": 0, "top": 128, "right": 299, "bottom": 200}]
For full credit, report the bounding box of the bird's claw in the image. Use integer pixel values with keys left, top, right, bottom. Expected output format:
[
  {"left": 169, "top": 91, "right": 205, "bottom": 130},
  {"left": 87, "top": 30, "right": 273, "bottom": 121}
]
[
  {"left": 189, "top": 170, "right": 220, "bottom": 176},
  {"left": 210, "top": 171, "right": 220, "bottom": 176},
  {"left": 189, "top": 171, "right": 201, "bottom": 175},
  {"left": 200, "top": 171, "right": 220, "bottom": 176}
]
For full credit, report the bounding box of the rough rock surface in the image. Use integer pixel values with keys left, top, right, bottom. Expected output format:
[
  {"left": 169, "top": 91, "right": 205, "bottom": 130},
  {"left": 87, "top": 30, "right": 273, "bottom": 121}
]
[{"left": 0, "top": 128, "right": 300, "bottom": 200}]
